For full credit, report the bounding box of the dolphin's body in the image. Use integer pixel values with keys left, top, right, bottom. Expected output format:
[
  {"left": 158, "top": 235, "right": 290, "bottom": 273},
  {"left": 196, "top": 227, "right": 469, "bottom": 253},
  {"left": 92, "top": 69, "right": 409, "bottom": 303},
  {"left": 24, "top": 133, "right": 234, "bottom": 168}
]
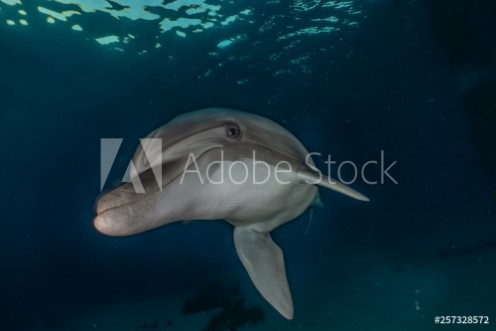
[{"left": 94, "top": 108, "right": 368, "bottom": 319}]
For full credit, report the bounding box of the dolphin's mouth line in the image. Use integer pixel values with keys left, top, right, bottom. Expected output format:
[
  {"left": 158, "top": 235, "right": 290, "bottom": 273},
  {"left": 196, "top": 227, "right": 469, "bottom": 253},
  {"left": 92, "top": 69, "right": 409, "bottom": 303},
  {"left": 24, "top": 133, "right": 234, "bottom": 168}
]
[{"left": 96, "top": 188, "right": 152, "bottom": 216}]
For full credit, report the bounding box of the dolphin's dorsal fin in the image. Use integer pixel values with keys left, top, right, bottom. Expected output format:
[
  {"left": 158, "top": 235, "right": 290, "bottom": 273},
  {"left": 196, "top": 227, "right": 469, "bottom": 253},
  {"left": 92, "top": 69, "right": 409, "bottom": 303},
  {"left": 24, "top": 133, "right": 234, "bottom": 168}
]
[
  {"left": 297, "top": 169, "right": 370, "bottom": 202},
  {"left": 233, "top": 226, "right": 294, "bottom": 320}
]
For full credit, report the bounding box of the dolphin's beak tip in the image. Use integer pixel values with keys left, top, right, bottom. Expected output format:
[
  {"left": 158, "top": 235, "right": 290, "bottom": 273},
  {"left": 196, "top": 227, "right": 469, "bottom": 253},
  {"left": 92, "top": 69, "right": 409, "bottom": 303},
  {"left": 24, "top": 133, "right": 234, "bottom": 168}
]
[
  {"left": 93, "top": 215, "right": 104, "bottom": 232},
  {"left": 93, "top": 214, "right": 110, "bottom": 235}
]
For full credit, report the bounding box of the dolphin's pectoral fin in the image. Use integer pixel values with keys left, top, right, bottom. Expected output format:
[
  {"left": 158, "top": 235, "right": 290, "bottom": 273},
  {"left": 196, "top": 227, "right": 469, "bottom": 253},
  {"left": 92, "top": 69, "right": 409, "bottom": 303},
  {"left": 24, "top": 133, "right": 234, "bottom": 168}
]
[
  {"left": 233, "top": 226, "right": 294, "bottom": 320},
  {"left": 297, "top": 168, "right": 370, "bottom": 202}
]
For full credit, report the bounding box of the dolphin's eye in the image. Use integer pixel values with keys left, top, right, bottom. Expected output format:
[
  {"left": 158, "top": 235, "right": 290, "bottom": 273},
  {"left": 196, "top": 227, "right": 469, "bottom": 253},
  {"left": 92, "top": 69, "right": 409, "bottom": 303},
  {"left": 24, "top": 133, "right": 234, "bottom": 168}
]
[{"left": 226, "top": 125, "right": 241, "bottom": 138}]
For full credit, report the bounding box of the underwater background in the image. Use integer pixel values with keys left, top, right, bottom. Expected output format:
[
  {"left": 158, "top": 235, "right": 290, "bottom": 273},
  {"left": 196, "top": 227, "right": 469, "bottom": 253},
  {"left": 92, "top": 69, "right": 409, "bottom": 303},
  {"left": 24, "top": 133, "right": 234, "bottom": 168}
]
[{"left": 1, "top": 0, "right": 495, "bottom": 330}]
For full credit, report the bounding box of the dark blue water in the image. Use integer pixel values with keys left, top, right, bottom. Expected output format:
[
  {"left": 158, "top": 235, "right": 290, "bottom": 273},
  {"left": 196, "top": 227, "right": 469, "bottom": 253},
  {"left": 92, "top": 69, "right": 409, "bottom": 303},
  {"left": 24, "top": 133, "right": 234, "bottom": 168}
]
[{"left": 1, "top": 1, "right": 495, "bottom": 330}]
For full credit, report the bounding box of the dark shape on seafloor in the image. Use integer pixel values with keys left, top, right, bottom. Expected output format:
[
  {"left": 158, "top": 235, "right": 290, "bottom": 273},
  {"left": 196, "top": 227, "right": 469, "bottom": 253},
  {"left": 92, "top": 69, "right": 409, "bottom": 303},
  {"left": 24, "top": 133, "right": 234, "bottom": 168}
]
[
  {"left": 203, "top": 301, "right": 265, "bottom": 331},
  {"left": 182, "top": 280, "right": 265, "bottom": 331}
]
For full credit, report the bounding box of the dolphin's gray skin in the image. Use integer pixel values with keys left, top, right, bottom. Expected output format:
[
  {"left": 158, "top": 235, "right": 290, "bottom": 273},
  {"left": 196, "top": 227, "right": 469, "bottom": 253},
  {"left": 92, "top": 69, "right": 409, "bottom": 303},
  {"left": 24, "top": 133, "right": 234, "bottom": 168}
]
[{"left": 94, "top": 108, "right": 368, "bottom": 319}]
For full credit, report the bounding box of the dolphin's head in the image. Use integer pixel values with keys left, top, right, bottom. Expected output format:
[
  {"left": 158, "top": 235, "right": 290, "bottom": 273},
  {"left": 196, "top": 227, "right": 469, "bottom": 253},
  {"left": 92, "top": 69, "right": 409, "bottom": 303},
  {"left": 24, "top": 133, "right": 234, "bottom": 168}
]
[{"left": 94, "top": 108, "right": 308, "bottom": 236}]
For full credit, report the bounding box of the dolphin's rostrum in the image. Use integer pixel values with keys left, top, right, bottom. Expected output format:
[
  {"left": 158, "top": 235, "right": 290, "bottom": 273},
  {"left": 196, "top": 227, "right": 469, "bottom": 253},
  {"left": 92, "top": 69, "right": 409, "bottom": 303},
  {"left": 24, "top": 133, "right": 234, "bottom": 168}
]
[{"left": 94, "top": 108, "right": 369, "bottom": 319}]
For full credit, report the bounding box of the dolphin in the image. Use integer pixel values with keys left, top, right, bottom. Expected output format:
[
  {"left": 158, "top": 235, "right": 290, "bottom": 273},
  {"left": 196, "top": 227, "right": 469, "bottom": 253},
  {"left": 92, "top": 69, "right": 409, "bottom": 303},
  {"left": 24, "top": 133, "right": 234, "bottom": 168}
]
[{"left": 94, "top": 108, "right": 368, "bottom": 320}]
